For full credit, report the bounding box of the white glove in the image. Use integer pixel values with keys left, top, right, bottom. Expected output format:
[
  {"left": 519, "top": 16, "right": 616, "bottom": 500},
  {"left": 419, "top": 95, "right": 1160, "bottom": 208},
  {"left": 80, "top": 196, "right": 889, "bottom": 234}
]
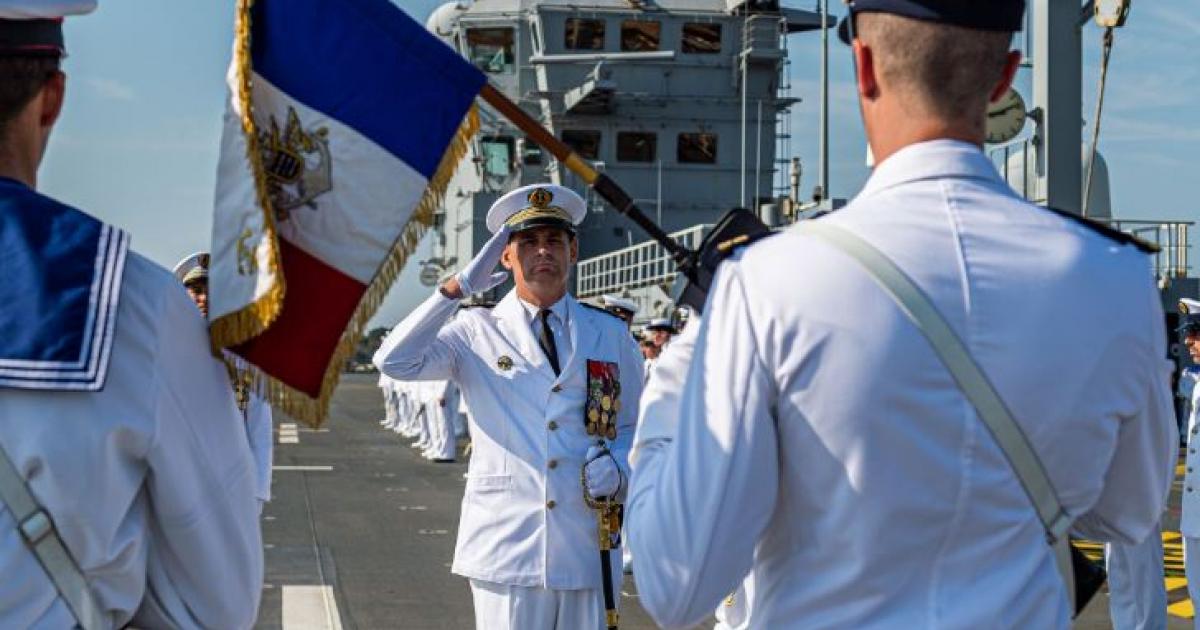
[
  {"left": 584, "top": 445, "right": 623, "bottom": 499},
  {"left": 455, "top": 226, "right": 511, "bottom": 296}
]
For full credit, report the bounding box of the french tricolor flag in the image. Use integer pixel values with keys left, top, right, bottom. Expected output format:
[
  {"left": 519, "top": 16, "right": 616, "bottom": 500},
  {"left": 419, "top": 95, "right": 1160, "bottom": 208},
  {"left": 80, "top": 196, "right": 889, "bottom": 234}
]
[{"left": 209, "top": 0, "right": 484, "bottom": 425}]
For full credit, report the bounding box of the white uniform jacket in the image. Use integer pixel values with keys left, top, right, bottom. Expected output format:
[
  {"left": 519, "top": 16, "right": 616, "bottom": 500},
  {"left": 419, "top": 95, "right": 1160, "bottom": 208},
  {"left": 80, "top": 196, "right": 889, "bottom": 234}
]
[
  {"left": 628, "top": 140, "right": 1177, "bottom": 629},
  {"left": 376, "top": 289, "right": 643, "bottom": 589},
  {"left": 1182, "top": 370, "right": 1200, "bottom": 537},
  {"left": 0, "top": 253, "right": 263, "bottom": 629}
]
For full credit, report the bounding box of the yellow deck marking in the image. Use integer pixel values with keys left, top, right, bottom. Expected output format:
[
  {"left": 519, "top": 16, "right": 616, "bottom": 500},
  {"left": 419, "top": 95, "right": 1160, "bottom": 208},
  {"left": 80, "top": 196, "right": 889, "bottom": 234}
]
[{"left": 1169, "top": 599, "right": 1195, "bottom": 618}]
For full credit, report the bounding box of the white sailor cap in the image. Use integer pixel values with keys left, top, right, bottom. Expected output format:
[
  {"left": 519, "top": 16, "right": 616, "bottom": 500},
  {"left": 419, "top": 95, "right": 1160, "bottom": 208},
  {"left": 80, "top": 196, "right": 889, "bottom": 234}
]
[
  {"left": 600, "top": 294, "right": 638, "bottom": 315},
  {"left": 0, "top": 1, "right": 96, "bottom": 57},
  {"left": 485, "top": 183, "right": 586, "bottom": 235},
  {"left": 1179, "top": 298, "right": 1200, "bottom": 334},
  {"left": 645, "top": 318, "right": 675, "bottom": 332},
  {"left": 172, "top": 251, "right": 210, "bottom": 287}
]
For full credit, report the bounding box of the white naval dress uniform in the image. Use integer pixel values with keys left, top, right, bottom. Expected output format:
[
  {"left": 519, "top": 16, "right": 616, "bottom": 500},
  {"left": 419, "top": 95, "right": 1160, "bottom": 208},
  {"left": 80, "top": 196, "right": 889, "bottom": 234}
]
[
  {"left": 1105, "top": 524, "right": 1167, "bottom": 630},
  {"left": 0, "top": 253, "right": 263, "bottom": 629},
  {"left": 375, "top": 288, "right": 643, "bottom": 628},
  {"left": 1181, "top": 368, "right": 1200, "bottom": 627},
  {"left": 627, "top": 140, "right": 1177, "bottom": 629},
  {"left": 379, "top": 373, "right": 394, "bottom": 426},
  {"left": 246, "top": 385, "right": 275, "bottom": 503},
  {"left": 228, "top": 353, "right": 274, "bottom": 505},
  {"left": 393, "top": 380, "right": 414, "bottom": 436}
]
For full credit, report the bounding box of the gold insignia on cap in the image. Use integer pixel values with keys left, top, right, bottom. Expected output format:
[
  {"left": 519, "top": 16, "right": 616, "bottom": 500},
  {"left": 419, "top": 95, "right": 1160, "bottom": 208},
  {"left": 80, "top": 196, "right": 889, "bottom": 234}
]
[
  {"left": 528, "top": 187, "right": 553, "bottom": 208},
  {"left": 1181, "top": 302, "right": 1191, "bottom": 315},
  {"left": 497, "top": 355, "right": 514, "bottom": 371}
]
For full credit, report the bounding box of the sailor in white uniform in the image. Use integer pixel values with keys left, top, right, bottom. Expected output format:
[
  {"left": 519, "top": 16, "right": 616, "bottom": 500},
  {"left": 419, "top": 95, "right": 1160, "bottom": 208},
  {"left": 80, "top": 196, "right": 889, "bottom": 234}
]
[
  {"left": 173, "top": 253, "right": 274, "bottom": 507},
  {"left": 412, "top": 380, "right": 434, "bottom": 453},
  {"left": 378, "top": 372, "right": 395, "bottom": 427},
  {"left": 0, "top": 4, "right": 262, "bottom": 627},
  {"left": 1178, "top": 298, "right": 1200, "bottom": 628},
  {"left": 599, "top": 294, "right": 638, "bottom": 330},
  {"left": 626, "top": 2, "right": 1177, "bottom": 627},
  {"left": 391, "top": 379, "right": 413, "bottom": 436},
  {"left": 375, "top": 183, "right": 643, "bottom": 629},
  {"left": 1105, "top": 526, "right": 1168, "bottom": 630}
]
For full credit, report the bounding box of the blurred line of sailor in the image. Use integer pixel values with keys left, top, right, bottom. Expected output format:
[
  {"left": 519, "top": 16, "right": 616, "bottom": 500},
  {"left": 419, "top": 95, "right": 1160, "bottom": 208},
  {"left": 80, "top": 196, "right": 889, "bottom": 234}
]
[
  {"left": 0, "top": 2, "right": 262, "bottom": 628},
  {"left": 378, "top": 348, "right": 470, "bottom": 464},
  {"left": 1180, "top": 297, "right": 1200, "bottom": 628},
  {"left": 624, "top": 1, "right": 1177, "bottom": 627},
  {"left": 374, "top": 183, "right": 643, "bottom": 629},
  {"left": 173, "top": 252, "right": 274, "bottom": 509}
]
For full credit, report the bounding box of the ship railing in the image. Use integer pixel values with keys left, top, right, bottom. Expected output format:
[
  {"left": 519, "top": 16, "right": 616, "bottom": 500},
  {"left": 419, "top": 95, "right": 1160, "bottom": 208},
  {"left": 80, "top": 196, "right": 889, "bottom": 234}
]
[
  {"left": 1099, "top": 219, "right": 1193, "bottom": 281},
  {"left": 576, "top": 224, "right": 711, "bottom": 298}
]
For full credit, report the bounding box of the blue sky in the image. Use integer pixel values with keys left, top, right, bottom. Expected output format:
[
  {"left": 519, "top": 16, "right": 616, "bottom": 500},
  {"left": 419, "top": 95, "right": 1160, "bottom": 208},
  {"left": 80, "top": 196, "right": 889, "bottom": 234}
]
[{"left": 40, "top": 1, "right": 1199, "bottom": 327}]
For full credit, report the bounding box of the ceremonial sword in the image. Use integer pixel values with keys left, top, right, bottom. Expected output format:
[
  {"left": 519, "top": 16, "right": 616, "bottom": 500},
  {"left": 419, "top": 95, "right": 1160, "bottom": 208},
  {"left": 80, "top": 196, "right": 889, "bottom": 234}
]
[{"left": 581, "top": 443, "right": 623, "bottom": 630}]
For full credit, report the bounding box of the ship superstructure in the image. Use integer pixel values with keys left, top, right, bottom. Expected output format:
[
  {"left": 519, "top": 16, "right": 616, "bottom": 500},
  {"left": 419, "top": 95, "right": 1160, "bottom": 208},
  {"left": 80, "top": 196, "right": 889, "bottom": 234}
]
[{"left": 422, "top": 0, "right": 821, "bottom": 298}]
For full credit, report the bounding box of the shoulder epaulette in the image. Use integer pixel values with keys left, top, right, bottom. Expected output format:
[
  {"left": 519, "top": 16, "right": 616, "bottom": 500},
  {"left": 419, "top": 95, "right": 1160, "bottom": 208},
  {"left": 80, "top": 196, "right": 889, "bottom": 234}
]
[
  {"left": 580, "top": 302, "right": 625, "bottom": 321},
  {"left": 458, "top": 301, "right": 495, "bottom": 310},
  {"left": 713, "top": 229, "right": 778, "bottom": 259},
  {"left": 1044, "top": 207, "right": 1160, "bottom": 254}
]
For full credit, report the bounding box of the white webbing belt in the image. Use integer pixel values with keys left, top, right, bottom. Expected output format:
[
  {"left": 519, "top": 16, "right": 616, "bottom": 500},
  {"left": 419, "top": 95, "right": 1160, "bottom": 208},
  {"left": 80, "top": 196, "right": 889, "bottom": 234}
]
[
  {"left": 0, "top": 444, "right": 104, "bottom": 630},
  {"left": 797, "top": 221, "right": 1076, "bottom": 606}
]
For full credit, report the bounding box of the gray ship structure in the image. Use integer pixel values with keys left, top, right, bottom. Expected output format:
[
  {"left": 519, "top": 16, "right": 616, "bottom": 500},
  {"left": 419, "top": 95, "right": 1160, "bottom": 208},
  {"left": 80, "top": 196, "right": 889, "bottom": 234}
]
[{"left": 417, "top": 0, "right": 1193, "bottom": 326}]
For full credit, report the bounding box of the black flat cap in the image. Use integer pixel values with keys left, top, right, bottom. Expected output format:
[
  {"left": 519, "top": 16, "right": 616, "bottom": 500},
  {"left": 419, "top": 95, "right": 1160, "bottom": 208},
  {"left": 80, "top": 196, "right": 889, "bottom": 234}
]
[{"left": 837, "top": 0, "right": 1026, "bottom": 44}]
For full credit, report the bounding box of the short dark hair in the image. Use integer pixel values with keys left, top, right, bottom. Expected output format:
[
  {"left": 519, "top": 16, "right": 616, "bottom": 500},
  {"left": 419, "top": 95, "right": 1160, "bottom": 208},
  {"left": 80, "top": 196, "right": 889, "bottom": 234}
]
[
  {"left": 0, "top": 56, "right": 59, "bottom": 136},
  {"left": 858, "top": 13, "right": 1012, "bottom": 121}
]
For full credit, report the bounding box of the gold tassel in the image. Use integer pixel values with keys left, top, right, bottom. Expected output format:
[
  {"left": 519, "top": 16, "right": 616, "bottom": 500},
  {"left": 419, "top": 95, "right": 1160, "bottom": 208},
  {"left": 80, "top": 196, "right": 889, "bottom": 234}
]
[{"left": 210, "top": 0, "right": 286, "bottom": 353}]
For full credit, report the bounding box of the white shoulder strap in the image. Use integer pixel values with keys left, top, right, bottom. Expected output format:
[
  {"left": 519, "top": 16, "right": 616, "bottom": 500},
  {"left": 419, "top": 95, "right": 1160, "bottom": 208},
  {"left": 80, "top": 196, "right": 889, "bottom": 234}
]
[
  {"left": 797, "top": 221, "right": 1075, "bottom": 603},
  {"left": 0, "top": 444, "right": 104, "bottom": 630}
]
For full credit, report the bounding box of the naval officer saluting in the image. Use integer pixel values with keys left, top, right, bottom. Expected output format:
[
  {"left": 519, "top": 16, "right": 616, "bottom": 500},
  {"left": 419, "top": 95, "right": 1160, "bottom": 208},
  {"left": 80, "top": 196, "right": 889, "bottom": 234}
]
[
  {"left": 626, "top": 1, "right": 1177, "bottom": 627},
  {"left": 0, "top": 2, "right": 261, "bottom": 628},
  {"left": 375, "top": 183, "right": 643, "bottom": 629}
]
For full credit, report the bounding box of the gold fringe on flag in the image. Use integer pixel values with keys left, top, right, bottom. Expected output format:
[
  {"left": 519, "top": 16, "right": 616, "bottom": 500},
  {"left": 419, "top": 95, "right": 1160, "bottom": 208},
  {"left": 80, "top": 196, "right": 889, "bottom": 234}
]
[{"left": 210, "top": 0, "right": 286, "bottom": 353}]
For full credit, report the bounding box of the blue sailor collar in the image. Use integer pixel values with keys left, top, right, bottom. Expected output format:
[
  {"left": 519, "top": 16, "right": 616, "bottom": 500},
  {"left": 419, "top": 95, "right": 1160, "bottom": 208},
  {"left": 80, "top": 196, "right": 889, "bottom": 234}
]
[{"left": 0, "top": 176, "right": 129, "bottom": 391}]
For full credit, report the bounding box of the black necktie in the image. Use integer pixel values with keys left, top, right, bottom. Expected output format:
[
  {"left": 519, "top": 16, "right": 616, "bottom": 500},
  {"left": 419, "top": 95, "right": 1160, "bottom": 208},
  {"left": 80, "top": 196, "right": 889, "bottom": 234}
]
[{"left": 537, "top": 309, "right": 561, "bottom": 376}]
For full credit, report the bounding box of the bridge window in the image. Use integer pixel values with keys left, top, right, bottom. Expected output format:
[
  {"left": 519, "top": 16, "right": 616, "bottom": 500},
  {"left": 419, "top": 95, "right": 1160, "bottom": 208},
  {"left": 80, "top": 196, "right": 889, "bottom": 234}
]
[
  {"left": 682, "top": 23, "right": 721, "bottom": 54},
  {"left": 480, "top": 136, "right": 514, "bottom": 177},
  {"left": 677, "top": 133, "right": 717, "bottom": 164},
  {"left": 621, "top": 20, "right": 661, "bottom": 52},
  {"left": 466, "top": 28, "right": 515, "bottom": 74},
  {"left": 565, "top": 18, "right": 606, "bottom": 50},
  {"left": 617, "top": 132, "right": 656, "bottom": 162},
  {"left": 562, "top": 130, "right": 601, "bottom": 160}
]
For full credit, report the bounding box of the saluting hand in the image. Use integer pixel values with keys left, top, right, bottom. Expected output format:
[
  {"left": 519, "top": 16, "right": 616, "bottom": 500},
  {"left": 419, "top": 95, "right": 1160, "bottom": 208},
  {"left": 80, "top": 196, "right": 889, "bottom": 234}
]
[{"left": 444, "top": 225, "right": 512, "bottom": 298}]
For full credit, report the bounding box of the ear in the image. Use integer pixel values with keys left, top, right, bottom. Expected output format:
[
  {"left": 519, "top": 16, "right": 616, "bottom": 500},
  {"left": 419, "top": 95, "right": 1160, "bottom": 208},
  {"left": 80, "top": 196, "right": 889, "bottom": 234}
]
[
  {"left": 38, "top": 71, "right": 66, "bottom": 130},
  {"left": 568, "top": 236, "right": 578, "bottom": 265},
  {"left": 500, "top": 242, "right": 514, "bottom": 270},
  {"left": 853, "top": 40, "right": 879, "bottom": 100},
  {"left": 988, "top": 50, "right": 1022, "bottom": 104}
]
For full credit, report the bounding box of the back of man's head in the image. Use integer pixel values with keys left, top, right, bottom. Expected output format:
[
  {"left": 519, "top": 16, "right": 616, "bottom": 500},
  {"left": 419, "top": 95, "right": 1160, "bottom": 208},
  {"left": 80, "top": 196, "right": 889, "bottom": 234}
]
[
  {"left": 0, "top": 55, "right": 57, "bottom": 142},
  {"left": 857, "top": 12, "right": 1012, "bottom": 123}
]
